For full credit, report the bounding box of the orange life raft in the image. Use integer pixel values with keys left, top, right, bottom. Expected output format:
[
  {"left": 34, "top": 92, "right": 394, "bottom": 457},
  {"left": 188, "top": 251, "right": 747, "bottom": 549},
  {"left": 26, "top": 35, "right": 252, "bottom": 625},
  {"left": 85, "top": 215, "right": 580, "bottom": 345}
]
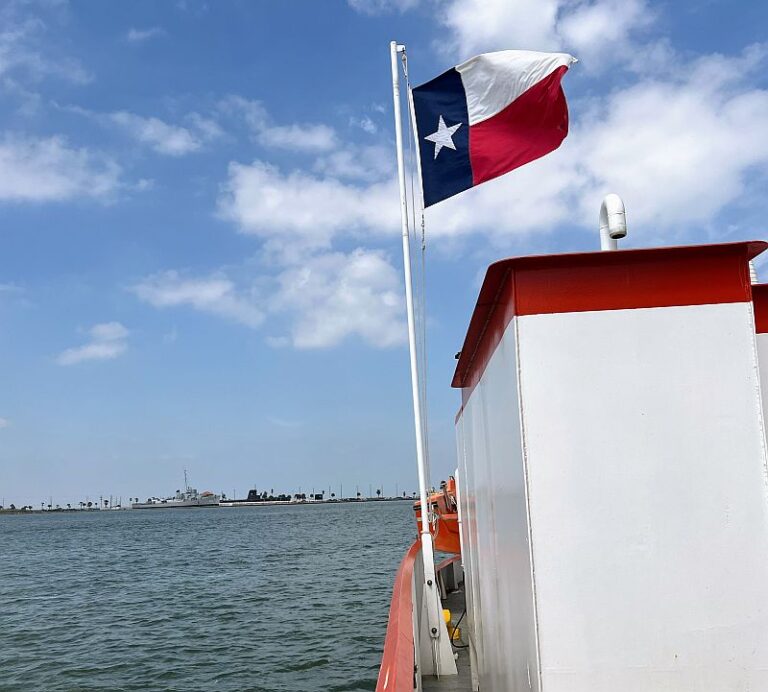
[{"left": 413, "top": 477, "right": 461, "bottom": 555}]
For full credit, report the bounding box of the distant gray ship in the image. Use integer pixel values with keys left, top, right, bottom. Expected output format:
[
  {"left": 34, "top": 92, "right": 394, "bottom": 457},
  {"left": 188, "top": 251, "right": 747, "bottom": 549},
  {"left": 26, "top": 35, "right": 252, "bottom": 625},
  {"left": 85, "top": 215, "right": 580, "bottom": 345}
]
[{"left": 132, "top": 471, "right": 220, "bottom": 509}]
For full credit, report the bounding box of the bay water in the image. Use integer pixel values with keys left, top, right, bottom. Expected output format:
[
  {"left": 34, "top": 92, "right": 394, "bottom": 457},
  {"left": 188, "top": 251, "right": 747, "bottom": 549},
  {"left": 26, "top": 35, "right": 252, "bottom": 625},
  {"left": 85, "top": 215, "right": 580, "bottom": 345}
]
[{"left": 0, "top": 501, "right": 414, "bottom": 691}]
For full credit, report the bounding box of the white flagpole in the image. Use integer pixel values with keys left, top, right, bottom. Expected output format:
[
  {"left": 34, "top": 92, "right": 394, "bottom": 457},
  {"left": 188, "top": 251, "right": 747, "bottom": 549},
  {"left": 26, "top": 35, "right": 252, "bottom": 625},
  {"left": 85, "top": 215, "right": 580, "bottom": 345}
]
[
  {"left": 403, "top": 57, "right": 432, "bottom": 491},
  {"left": 390, "top": 40, "right": 454, "bottom": 676},
  {"left": 390, "top": 42, "right": 431, "bottom": 541}
]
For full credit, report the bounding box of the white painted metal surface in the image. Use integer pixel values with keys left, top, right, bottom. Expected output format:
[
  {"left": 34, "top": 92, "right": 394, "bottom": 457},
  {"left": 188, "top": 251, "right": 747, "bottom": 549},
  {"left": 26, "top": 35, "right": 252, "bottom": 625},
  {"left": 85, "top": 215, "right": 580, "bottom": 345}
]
[
  {"left": 599, "top": 193, "right": 627, "bottom": 250},
  {"left": 756, "top": 331, "right": 768, "bottom": 433},
  {"left": 522, "top": 302, "right": 768, "bottom": 691},
  {"left": 456, "top": 325, "right": 540, "bottom": 692},
  {"left": 456, "top": 298, "right": 768, "bottom": 691}
]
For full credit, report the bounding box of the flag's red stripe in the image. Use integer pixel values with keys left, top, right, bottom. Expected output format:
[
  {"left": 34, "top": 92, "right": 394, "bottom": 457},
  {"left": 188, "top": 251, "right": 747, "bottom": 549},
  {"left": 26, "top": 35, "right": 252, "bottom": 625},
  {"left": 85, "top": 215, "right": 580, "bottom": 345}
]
[{"left": 468, "top": 65, "right": 570, "bottom": 186}]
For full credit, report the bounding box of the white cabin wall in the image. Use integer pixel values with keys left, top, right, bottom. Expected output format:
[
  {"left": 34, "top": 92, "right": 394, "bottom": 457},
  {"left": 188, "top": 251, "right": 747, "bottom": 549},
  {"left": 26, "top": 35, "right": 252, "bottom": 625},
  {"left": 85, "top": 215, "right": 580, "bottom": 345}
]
[
  {"left": 756, "top": 333, "right": 768, "bottom": 408},
  {"left": 455, "top": 417, "right": 483, "bottom": 681},
  {"left": 517, "top": 302, "right": 768, "bottom": 692},
  {"left": 457, "top": 321, "right": 539, "bottom": 692}
]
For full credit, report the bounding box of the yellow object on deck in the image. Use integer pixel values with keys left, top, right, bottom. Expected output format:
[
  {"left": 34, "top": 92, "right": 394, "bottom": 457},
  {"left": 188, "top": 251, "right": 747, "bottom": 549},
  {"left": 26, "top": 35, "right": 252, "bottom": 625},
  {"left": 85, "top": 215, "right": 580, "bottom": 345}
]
[{"left": 442, "top": 608, "right": 461, "bottom": 640}]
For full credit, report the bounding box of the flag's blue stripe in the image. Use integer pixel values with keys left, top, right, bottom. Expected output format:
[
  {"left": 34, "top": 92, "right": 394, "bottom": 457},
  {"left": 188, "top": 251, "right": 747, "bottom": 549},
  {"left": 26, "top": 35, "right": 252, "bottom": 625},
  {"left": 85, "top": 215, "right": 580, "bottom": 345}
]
[{"left": 412, "top": 68, "right": 473, "bottom": 207}]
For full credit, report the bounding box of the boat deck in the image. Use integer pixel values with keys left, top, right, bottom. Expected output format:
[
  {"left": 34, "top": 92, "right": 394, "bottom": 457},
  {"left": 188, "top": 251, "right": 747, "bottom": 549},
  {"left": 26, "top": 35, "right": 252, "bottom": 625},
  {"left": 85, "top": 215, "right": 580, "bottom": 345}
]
[{"left": 423, "top": 586, "right": 473, "bottom": 691}]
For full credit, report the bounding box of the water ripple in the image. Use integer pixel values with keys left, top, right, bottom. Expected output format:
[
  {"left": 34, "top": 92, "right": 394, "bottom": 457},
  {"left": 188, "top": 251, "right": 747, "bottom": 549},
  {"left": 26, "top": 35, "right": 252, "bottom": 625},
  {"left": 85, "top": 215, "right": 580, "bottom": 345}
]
[{"left": 0, "top": 502, "right": 413, "bottom": 691}]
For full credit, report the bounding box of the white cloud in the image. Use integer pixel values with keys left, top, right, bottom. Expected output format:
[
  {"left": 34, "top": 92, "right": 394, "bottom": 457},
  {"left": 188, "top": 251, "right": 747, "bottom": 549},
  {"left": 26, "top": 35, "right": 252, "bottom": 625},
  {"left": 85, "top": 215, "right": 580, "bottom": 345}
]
[
  {"left": 217, "top": 160, "right": 397, "bottom": 253},
  {"left": 134, "top": 178, "right": 155, "bottom": 191},
  {"left": 313, "top": 143, "right": 393, "bottom": 182},
  {"left": 438, "top": 0, "right": 653, "bottom": 69},
  {"left": 57, "top": 322, "right": 129, "bottom": 366},
  {"left": 131, "top": 251, "right": 404, "bottom": 350},
  {"left": 424, "top": 150, "right": 579, "bottom": 240},
  {"left": 271, "top": 249, "right": 405, "bottom": 349},
  {"left": 220, "top": 96, "right": 267, "bottom": 131},
  {"left": 356, "top": 0, "right": 652, "bottom": 70},
  {"left": 347, "top": 0, "right": 418, "bottom": 14},
  {"left": 220, "top": 96, "right": 337, "bottom": 152},
  {"left": 108, "top": 112, "right": 205, "bottom": 156},
  {"left": 261, "top": 122, "right": 337, "bottom": 153},
  {"left": 58, "top": 341, "right": 127, "bottom": 365},
  {"left": 89, "top": 322, "right": 129, "bottom": 342},
  {"left": 559, "top": 0, "right": 654, "bottom": 68},
  {"left": 442, "top": 0, "right": 562, "bottom": 58},
  {"left": 126, "top": 27, "right": 166, "bottom": 43},
  {"left": 66, "top": 106, "right": 223, "bottom": 156},
  {"left": 0, "top": 133, "right": 120, "bottom": 202},
  {"left": 0, "top": 417, "right": 9, "bottom": 429},
  {"left": 572, "top": 46, "right": 768, "bottom": 232},
  {"left": 185, "top": 112, "right": 224, "bottom": 140},
  {"left": 130, "top": 271, "right": 264, "bottom": 328},
  {"left": 0, "top": 9, "right": 90, "bottom": 84},
  {"left": 349, "top": 115, "right": 378, "bottom": 134}
]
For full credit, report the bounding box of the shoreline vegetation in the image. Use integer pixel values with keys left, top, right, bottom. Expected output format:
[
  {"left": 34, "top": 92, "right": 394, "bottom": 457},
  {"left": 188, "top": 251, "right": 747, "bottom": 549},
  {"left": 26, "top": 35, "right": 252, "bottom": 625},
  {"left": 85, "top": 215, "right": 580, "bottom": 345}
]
[{"left": 0, "top": 494, "right": 416, "bottom": 515}]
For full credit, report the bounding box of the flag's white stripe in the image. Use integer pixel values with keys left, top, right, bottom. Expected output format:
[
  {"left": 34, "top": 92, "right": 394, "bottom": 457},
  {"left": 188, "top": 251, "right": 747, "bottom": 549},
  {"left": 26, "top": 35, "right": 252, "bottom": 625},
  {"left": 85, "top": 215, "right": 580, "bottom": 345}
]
[{"left": 456, "top": 50, "right": 576, "bottom": 126}]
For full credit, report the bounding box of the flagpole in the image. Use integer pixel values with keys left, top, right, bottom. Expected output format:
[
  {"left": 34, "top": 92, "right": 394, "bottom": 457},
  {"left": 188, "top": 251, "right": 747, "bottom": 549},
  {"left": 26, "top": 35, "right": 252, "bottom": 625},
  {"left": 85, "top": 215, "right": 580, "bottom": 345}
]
[
  {"left": 404, "top": 57, "right": 432, "bottom": 490},
  {"left": 390, "top": 40, "right": 449, "bottom": 674}
]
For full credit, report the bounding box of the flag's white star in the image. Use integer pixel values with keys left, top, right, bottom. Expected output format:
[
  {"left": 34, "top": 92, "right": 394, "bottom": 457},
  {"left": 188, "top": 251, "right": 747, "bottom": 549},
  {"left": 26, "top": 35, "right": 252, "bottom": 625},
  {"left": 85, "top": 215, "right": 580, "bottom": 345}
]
[{"left": 424, "top": 115, "right": 462, "bottom": 159}]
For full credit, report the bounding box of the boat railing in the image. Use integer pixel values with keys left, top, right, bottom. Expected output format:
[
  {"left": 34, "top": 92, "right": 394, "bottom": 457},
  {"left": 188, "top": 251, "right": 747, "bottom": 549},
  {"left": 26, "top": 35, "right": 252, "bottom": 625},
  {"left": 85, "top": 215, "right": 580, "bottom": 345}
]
[
  {"left": 377, "top": 542, "right": 465, "bottom": 691},
  {"left": 376, "top": 539, "right": 420, "bottom": 691}
]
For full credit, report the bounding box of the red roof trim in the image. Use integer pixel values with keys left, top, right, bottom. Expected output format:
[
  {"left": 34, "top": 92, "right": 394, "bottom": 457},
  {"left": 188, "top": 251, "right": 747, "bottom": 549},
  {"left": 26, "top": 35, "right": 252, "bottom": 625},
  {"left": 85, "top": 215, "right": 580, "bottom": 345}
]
[
  {"left": 452, "top": 241, "right": 767, "bottom": 393},
  {"left": 376, "top": 539, "right": 420, "bottom": 692},
  {"left": 753, "top": 284, "right": 768, "bottom": 334}
]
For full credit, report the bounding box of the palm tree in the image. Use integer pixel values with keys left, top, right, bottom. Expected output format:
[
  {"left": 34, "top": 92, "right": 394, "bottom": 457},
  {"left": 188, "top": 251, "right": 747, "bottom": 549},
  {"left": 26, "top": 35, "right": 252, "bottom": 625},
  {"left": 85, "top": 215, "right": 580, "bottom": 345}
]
[
  {"left": 376, "top": 488, "right": 382, "bottom": 499},
  {"left": 67, "top": 503, "right": 71, "bottom": 510}
]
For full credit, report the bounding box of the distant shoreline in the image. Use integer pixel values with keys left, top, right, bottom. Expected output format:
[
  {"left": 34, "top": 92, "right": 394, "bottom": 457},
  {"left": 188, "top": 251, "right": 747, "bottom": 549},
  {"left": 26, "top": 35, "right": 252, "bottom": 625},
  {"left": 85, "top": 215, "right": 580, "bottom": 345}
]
[{"left": 0, "top": 496, "right": 416, "bottom": 515}]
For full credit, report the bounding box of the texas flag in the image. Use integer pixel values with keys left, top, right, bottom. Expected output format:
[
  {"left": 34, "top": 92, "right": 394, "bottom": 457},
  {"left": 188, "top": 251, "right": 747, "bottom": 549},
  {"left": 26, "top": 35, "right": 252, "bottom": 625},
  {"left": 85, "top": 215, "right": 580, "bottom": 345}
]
[{"left": 412, "top": 50, "right": 577, "bottom": 207}]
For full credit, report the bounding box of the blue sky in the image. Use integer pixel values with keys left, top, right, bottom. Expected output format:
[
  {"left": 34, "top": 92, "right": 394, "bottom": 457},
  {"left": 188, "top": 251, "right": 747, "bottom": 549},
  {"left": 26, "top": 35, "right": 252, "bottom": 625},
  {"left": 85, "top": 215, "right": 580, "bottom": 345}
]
[{"left": 1, "top": 0, "right": 767, "bottom": 507}]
